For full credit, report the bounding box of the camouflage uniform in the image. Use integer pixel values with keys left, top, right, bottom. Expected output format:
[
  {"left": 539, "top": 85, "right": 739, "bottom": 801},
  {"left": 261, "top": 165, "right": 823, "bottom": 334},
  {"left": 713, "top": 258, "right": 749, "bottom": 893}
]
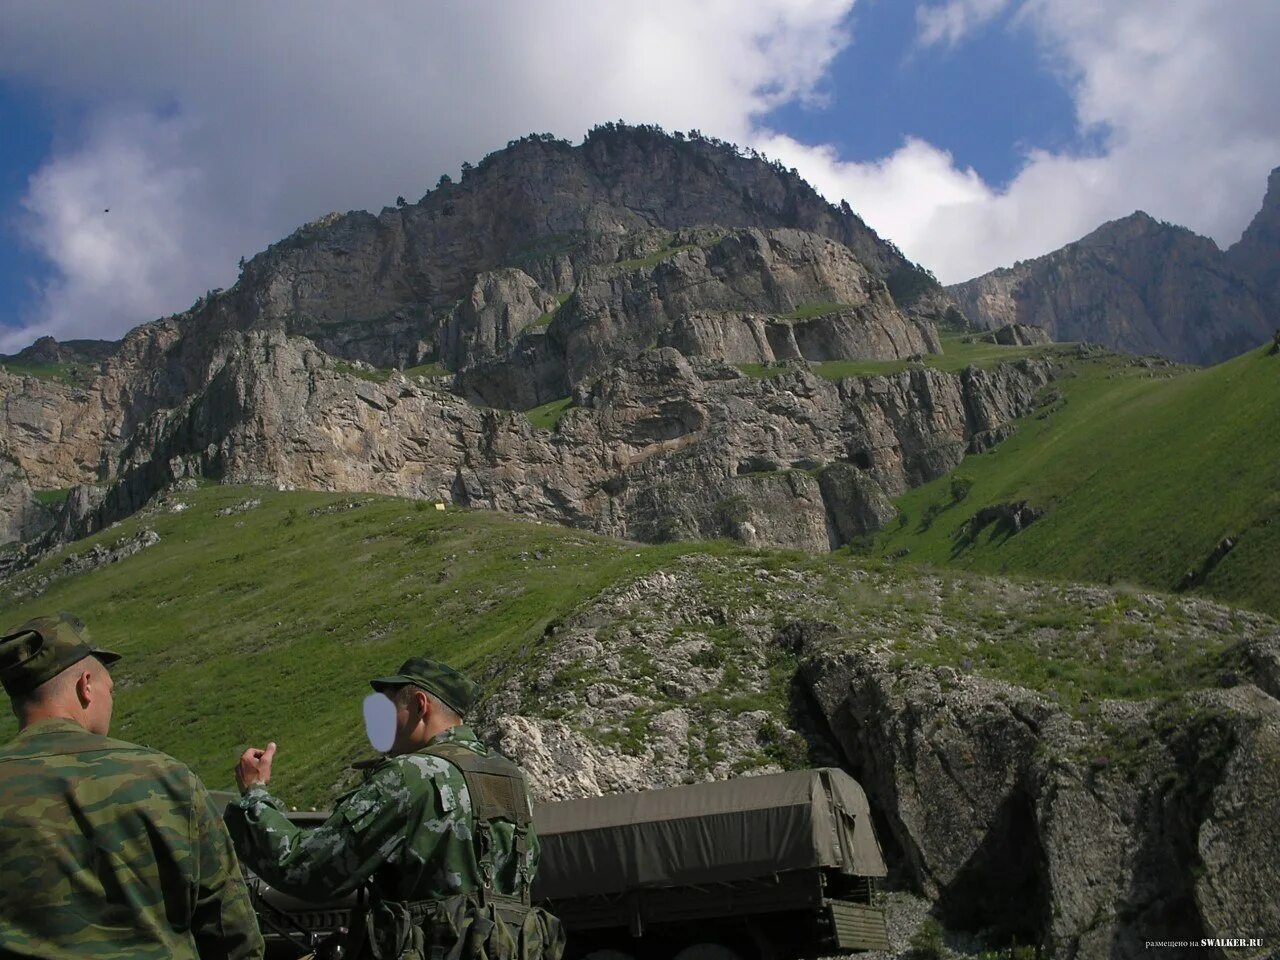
[
  {"left": 225, "top": 723, "right": 539, "bottom": 901},
  {"left": 226, "top": 657, "right": 561, "bottom": 960},
  {"left": 0, "top": 615, "right": 264, "bottom": 960}
]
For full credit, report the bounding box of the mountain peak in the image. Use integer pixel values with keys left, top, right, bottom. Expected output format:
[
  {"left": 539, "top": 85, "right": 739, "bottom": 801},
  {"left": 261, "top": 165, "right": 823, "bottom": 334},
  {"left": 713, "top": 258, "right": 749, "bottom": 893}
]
[
  {"left": 948, "top": 165, "right": 1279, "bottom": 364},
  {"left": 1226, "top": 165, "right": 1280, "bottom": 301}
]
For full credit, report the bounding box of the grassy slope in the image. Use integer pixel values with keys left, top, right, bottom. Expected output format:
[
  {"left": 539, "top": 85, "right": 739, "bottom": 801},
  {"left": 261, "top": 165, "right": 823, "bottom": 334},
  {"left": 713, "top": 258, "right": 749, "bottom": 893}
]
[
  {"left": 0, "top": 360, "right": 96, "bottom": 385},
  {"left": 0, "top": 486, "right": 721, "bottom": 803},
  {"left": 3, "top": 482, "right": 1267, "bottom": 809},
  {"left": 740, "top": 331, "right": 1079, "bottom": 380},
  {"left": 872, "top": 344, "right": 1280, "bottom": 617},
  {"left": 525, "top": 396, "right": 575, "bottom": 429},
  {"left": 1, "top": 485, "right": 1269, "bottom": 810}
]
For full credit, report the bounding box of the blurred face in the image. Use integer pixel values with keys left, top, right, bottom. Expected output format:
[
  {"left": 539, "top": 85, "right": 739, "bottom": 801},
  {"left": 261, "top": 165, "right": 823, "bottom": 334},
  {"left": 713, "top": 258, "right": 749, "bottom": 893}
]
[{"left": 363, "top": 692, "right": 398, "bottom": 752}]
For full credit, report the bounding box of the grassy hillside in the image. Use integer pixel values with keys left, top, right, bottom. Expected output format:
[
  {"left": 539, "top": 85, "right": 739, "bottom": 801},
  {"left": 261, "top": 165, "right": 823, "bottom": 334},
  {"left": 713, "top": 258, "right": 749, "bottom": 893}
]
[
  {"left": 0, "top": 484, "right": 1271, "bottom": 810},
  {"left": 739, "top": 330, "right": 1079, "bottom": 380},
  {"left": 0, "top": 486, "right": 718, "bottom": 802},
  {"left": 870, "top": 343, "right": 1280, "bottom": 617}
]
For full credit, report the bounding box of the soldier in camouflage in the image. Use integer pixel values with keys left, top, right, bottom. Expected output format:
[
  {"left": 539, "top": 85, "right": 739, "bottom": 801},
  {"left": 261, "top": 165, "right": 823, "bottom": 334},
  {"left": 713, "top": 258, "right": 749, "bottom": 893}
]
[
  {"left": 0, "top": 613, "right": 264, "bottom": 959},
  {"left": 225, "top": 657, "right": 563, "bottom": 960}
]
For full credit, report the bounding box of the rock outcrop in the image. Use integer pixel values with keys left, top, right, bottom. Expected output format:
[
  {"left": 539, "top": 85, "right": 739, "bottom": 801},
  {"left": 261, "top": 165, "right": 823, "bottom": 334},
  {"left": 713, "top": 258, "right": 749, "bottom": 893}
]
[
  {"left": 475, "top": 552, "right": 1280, "bottom": 959},
  {"left": 803, "top": 641, "right": 1280, "bottom": 959},
  {"left": 437, "top": 268, "right": 559, "bottom": 369},
  {"left": 984, "top": 322, "right": 1050, "bottom": 346},
  {"left": 950, "top": 190, "right": 1279, "bottom": 365},
  {"left": 1226, "top": 166, "right": 1280, "bottom": 307}
]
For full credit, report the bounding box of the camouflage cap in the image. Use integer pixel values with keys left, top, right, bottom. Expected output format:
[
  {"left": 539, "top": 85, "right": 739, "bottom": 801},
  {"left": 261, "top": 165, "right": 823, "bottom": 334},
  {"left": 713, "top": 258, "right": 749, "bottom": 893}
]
[
  {"left": 369, "top": 657, "right": 479, "bottom": 717},
  {"left": 0, "top": 612, "right": 122, "bottom": 697}
]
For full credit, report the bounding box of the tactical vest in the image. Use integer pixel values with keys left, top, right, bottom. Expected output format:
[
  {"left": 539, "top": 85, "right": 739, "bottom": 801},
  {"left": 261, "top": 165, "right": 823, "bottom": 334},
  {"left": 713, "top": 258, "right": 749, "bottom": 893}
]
[{"left": 364, "top": 741, "right": 566, "bottom": 960}]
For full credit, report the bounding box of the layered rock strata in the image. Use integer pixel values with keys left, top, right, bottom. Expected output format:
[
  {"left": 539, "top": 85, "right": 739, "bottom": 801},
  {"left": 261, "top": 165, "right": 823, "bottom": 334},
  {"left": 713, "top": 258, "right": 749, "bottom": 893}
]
[
  {"left": 49, "top": 333, "right": 1048, "bottom": 553},
  {"left": 455, "top": 227, "right": 939, "bottom": 408}
]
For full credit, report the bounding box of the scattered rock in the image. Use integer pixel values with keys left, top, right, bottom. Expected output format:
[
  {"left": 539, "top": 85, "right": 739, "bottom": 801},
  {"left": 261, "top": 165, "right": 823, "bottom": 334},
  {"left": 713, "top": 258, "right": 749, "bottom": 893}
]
[
  {"left": 960, "top": 501, "right": 1045, "bottom": 544},
  {"left": 983, "top": 322, "right": 1051, "bottom": 346},
  {"left": 5, "top": 529, "right": 160, "bottom": 601},
  {"left": 217, "top": 498, "right": 262, "bottom": 517},
  {"left": 1178, "top": 536, "right": 1239, "bottom": 591}
]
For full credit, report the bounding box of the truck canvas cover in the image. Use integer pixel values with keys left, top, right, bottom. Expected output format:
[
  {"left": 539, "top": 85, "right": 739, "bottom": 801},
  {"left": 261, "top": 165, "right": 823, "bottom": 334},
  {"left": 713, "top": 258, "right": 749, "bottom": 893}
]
[{"left": 532, "top": 767, "right": 887, "bottom": 901}]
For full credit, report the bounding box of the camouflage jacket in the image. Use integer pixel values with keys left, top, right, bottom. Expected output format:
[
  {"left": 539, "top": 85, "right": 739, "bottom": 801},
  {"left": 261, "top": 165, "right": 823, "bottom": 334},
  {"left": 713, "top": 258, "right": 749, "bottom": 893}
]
[
  {"left": 224, "top": 725, "right": 540, "bottom": 904},
  {"left": 0, "top": 717, "right": 264, "bottom": 960}
]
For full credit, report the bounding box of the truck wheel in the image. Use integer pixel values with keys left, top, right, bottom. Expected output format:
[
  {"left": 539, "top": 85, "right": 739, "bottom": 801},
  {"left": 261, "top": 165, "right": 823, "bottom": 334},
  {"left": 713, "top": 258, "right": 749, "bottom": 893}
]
[{"left": 672, "top": 944, "right": 746, "bottom": 960}]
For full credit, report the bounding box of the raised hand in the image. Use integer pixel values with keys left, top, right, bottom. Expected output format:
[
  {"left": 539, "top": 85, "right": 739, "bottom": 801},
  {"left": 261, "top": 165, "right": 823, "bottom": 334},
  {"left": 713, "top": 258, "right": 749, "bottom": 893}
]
[{"left": 235, "top": 741, "right": 277, "bottom": 793}]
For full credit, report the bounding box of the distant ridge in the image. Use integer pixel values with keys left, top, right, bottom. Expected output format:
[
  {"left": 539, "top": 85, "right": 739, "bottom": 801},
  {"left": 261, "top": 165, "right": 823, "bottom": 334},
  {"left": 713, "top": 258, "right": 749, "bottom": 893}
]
[{"left": 949, "top": 168, "right": 1280, "bottom": 365}]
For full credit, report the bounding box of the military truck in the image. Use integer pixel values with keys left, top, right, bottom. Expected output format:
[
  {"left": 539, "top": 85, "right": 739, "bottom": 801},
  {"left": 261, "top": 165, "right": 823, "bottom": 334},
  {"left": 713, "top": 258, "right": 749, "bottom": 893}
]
[
  {"left": 535, "top": 768, "right": 889, "bottom": 960},
  {"left": 219, "top": 767, "right": 890, "bottom": 959}
]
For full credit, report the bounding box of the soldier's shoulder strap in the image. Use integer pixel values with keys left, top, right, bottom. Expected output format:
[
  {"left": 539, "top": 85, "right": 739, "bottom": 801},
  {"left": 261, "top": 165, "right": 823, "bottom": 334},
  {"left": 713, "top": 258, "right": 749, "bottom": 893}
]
[{"left": 421, "top": 740, "right": 532, "bottom": 828}]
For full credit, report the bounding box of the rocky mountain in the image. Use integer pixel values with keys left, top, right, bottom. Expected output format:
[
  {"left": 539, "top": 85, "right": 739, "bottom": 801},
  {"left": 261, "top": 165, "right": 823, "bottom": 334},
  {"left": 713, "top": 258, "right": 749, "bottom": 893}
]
[
  {"left": 949, "top": 169, "right": 1280, "bottom": 365},
  {"left": 0, "top": 124, "right": 996, "bottom": 554},
  {"left": 1226, "top": 166, "right": 1280, "bottom": 306},
  {"left": 0, "top": 335, "right": 119, "bottom": 368},
  {"left": 228, "top": 124, "right": 951, "bottom": 369}
]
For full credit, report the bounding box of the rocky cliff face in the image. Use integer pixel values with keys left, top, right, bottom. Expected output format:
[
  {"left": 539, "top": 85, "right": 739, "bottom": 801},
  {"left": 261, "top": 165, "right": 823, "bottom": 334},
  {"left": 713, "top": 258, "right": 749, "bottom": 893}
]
[
  {"left": 804, "top": 638, "right": 1280, "bottom": 958},
  {"left": 226, "top": 126, "right": 949, "bottom": 369},
  {"left": 1226, "top": 166, "right": 1280, "bottom": 307},
  {"left": 456, "top": 226, "right": 939, "bottom": 408},
  {"left": 950, "top": 179, "right": 1280, "bottom": 365},
  {"left": 0, "top": 459, "right": 54, "bottom": 545},
  {"left": 46, "top": 330, "right": 1048, "bottom": 554},
  {"left": 0, "top": 125, "right": 978, "bottom": 551},
  {"left": 474, "top": 554, "right": 1280, "bottom": 960}
]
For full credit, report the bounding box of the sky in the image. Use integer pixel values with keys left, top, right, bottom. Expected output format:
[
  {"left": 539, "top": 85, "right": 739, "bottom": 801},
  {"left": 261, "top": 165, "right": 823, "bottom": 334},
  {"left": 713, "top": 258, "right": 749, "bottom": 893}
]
[{"left": 0, "top": 0, "right": 1276, "bottom": 353}]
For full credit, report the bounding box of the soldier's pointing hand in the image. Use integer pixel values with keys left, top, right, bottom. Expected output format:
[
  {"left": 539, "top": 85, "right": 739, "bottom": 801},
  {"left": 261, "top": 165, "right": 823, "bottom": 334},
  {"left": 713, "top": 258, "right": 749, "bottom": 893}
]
[{"left": 236, "top": 741, "right": 276, "bottom": 793}]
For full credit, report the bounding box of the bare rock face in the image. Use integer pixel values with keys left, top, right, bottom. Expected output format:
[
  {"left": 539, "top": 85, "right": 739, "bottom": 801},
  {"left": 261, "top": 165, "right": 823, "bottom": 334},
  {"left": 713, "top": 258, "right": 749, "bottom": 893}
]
[
  {"left": 0, "top": 371, "right": 109, "bottom": 489},
  {"left": 817, "top": 462, "right": 900, "bottom": 541},
  {"left": 801, "top": 632, "right": 1280, "bottom": 960},
  {"left": 950, "top": 207, "right": 1275, "bottom": 364},
  {"left": 1226, "top": 166, "right": 1280, "bottom": 307},
  {"left": 0, "top": 459, "right": 54, "bottom": 545},
  {"left": 458, "top": 227, "right": 940, "bottom": 407},
  {"left": 663, "top": 308, "right": 937, "bottom": 366},
  {"left": 437, "top": 268, "right": 559, "bottom": 368},
  {"left": 35, "top": 328, "right": 1049, "bottom": 553}
]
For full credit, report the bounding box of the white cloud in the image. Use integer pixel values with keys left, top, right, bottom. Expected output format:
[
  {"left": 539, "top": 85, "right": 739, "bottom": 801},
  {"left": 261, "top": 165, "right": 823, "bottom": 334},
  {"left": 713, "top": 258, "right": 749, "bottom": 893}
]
[
  {"left": 0, "top": 0, "right": 1277, "bottom": 346},
  {"left": 762, "top": 0, "right": 1280, "bottom": 283},
  {"left": 0, "top": 0, "right": 856, "bottom": 349},
  {"left": 916, "top": 0, "right": 1015, "bottom": 48}
]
